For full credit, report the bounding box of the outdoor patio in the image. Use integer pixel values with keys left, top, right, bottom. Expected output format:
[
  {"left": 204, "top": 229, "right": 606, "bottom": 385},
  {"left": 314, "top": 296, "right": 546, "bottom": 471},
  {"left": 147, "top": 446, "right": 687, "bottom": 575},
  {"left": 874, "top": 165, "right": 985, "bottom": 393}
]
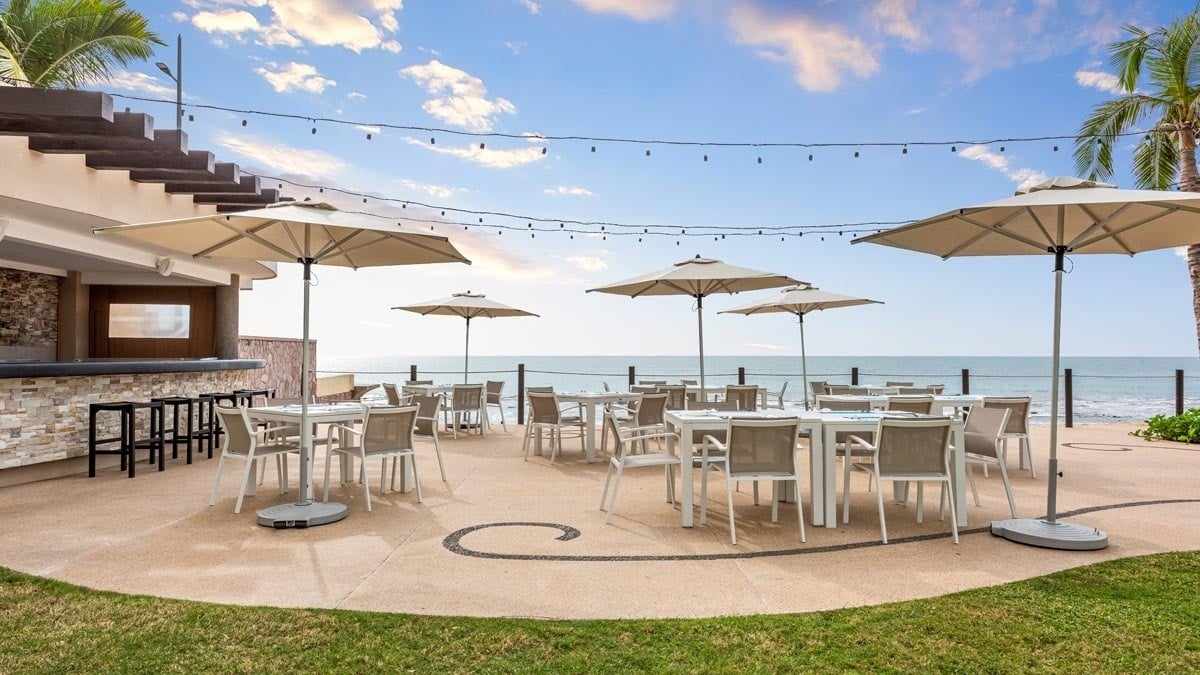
[{"left": 1, "top": 422, "right": 1197, "bottom": 620}]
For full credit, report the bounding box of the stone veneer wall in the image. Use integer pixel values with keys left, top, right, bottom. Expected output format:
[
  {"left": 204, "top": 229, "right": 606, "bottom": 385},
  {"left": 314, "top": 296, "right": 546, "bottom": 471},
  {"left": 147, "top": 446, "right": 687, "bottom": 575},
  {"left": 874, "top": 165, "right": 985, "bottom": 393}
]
[
  {"left": 237, "top": 336, "right": 315, "bottom": 398},
  {"left": 0, "top": 369, "right": 255, "bottom": 469},
  {"left": 0, "top": 268, "right": 59, "bottom": 351}
]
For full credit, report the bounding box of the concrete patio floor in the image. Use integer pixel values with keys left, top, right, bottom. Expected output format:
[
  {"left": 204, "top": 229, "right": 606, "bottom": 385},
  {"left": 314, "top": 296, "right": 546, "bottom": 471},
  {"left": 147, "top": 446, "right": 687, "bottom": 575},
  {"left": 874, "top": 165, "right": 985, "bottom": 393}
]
[{"left": 0, "top": 422, "right": 1197, "bottom": 619}]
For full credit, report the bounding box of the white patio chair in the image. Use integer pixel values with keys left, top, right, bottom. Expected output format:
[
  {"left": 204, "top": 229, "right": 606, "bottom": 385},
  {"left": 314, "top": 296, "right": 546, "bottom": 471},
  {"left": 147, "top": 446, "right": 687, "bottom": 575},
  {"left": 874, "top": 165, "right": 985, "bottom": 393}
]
[
  {"left": 898, "top": 386, "right": 938, "bottom": 395},
  {"left": 700, "top": 417, "right": 805, "bottom": 545},
  {"left": 485, "top": 380, "right": 507, "bottom": 432},
  {"left": 409, "top": 394, "right": 447, "bottom": 482},
  {"left": 382, "top": 382, "right": 404, "bottom": 406},
  {"left": 941, "top": 406, "right": 1017, "bottom": 518},
  {"left": 982, "top": 397, "right": 1034, "bottom": 476},
  {"left": 886, "top": 395, "right": 936, "bottom": 415},
  {"left": 323, "top": 405, "right": 422, "bottom": 511},
  {"left": 523, "top": 391, "right": 584, "bottom": 464},
  {"left": 809, "top": 380, "right": 829, "bottom": 400},
  {"left": 724, "top": 385, "right": 760, "bottom": 412},
  {"left": 656, "top": 384, "right": 688, "bottom": 410},
  {"left": 447, "top": 384, "right": 486, "bottom": 439},
  {"left": 845, "top": 417, "right": 958, "bottom": 544},
  {"left": 885, "top": 381, "right": 914, "bottom": 387},
  {"left": 599, "top": 412, "right": 681, "bottom": 525},
  {"left": 209, "top": 406, "right": 300, "bottom": 514},
  {"left": 602, "top": 392, "right": 666, "bottom": 455},
  {"left": 765, "top": 381, "right": 788, "bottom": 409},
  {"left": 825, "top": 384, "right": 850, "bottom": 395}
]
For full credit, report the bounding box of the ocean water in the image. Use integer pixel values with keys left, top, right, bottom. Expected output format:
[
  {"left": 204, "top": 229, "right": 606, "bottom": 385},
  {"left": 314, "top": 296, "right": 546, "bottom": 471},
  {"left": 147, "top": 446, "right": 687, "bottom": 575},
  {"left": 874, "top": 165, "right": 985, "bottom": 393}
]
[{"left": 319, "top": 355, "right": 1200, "bottom": 424}]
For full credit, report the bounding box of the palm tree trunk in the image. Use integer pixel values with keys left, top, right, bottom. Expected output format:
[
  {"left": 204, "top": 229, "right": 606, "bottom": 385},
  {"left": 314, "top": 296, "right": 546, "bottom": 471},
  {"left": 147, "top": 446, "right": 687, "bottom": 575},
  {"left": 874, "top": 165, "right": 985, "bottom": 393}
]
[{"left": 1180, "top": 126, "right": 1200, "bottom": 353}]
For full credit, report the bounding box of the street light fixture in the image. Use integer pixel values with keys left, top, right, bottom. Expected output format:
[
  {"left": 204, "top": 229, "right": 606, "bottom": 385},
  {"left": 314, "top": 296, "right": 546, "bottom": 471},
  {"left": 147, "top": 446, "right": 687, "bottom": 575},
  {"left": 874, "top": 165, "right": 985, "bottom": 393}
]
[{"left": 155, "top": 34, "right": 183, "bottom": 130}]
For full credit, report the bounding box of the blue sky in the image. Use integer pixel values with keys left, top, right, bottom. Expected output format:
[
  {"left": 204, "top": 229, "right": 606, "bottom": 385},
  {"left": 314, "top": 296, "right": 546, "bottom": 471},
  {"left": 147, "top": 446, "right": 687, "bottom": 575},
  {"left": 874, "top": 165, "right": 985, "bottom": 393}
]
[{"left": 101, "top": 0, "right": 1199, "bottom": 358}]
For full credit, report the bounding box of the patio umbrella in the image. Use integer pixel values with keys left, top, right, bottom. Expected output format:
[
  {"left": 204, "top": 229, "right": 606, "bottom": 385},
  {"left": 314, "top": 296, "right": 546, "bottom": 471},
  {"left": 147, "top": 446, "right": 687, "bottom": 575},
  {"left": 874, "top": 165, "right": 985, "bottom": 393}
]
[
  {"left": 95, "top": 202, "right": 470, "bottom": 529},
  {"left": 391, "top": 292, "right": 538, "bottom": 382},
  {"left": 720, "top": 284, "right": 882, "bottom": 409},
  {"left": 587, "top": 255, "right": 801, "bottom": 393},
  {"left": 854, "top": 176, "right": 1200, "bottom": 551}
]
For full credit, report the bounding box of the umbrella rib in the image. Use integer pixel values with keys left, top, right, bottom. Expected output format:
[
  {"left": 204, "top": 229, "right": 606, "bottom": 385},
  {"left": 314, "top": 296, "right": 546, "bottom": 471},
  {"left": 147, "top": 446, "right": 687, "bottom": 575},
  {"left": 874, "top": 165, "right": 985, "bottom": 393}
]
[
  {"left": 1072, "top": 204, "right": 1135, "bottom": 255},
  {"left": 195, "top": 219, "right": 282, "bottom": 258},
  {"left": 957, "top": 214, "right": 1048, "bottom": 250},
  {"left": 280, "top": 222, "right": 305, "bottom": 258},
  {"left": 206, "top": 219, "right": 298, "bottom": 261},
  {"left": 942, "top": 227, "right": 994, "bottom": 258},
  {"left": 313, "top": 225, "right": 364, "bottom": 264},
  {"left": 382, "top": 231, "right": 471, "bottom": 263},
  {"left": 659, "top": 280, "right": 697, "bottom": 297},
  {"left": 1024, "top": 208, "right": 1056, "bottom": 247},
  {"left": 1071, "top": 207, "right": 1179, "bottom": 251},
  {"left": 317, "top": 230, "right": 379, "bottom": 265}
]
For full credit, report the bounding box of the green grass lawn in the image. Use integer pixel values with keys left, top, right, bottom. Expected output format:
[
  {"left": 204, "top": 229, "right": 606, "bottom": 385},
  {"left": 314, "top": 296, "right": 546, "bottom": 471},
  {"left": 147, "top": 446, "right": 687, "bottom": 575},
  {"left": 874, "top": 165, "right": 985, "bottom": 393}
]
[{"left": 1, "top": 553, "right": 1198, "bottom": 673}]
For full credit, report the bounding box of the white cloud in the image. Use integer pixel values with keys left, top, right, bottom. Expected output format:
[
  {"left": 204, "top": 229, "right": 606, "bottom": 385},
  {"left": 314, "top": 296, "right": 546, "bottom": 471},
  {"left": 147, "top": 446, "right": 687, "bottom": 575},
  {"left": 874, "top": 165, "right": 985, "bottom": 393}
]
[
  {"left": 356, "top": 124, "right": 381, "bottom": 135},
  {"left": 728, "top": 4, "right": 878, "bottom": 92},
  {"left": 747, "top": 342, "right": 783, "bottom": 350},
  {"left": 399, "top": 60, "right": 517, "bottom": 132},
  {"left": 171, "top": 11, "right": 188, "bottom": 21},
  {"left": 871, "top": 0, "right": 926, "bottom": 49},
  {"left": 1176, "top": 247, "right": 1188, "bottom": 260},
  {"left": 188, "top": 0, "right": 403, "bottom": 52},
  {"left": 959, "top": 145, "right": 1048, "bottom": 192},
  {"left": 502, "top": 40, "right": 525, "bottom": 54},
  {"left": 399, "top": 178, "right": 466, "bottom": 199},
  {"left": 214, "top": 132, "right": 347, "bottom": 178},
  {"left": 572, "top": 0, "right": 677, "bottom": 21},
  {"left": 403, "top": 137, "right": 547, "bottom": 169},
  {"left": 906, "top": 106, "right": 926, "bottom": 115},
  {"left": 1075, "top": 69, "right": 1125, "bottom": 95},
  {"left": 518, "top": 0, "right": 541, "bottom": 14},
  {"left": 93, "top": 70, "right": 176, "bottom": 97},
  {"left": 254, "top": 62, "right": 336, "bottom": 94},
  {"left": 544, "top": 186, "right": 594, "bottom": 197},
  {"left": 347, "top": 91, "right": 367, "bottom": 100},
  {"left": 565, "top": 255, "right": 608, "bottom": 272}
]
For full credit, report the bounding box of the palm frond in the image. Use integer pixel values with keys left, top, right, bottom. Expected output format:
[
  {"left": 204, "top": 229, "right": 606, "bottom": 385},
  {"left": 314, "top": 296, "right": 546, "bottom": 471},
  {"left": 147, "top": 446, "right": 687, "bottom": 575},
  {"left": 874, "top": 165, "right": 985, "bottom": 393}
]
[
  {"left": 1073, "top": 95, "right": 1166, "bottom": 180},
  {"left": 1108, "top": 23, "right": 1153, "bottom": 92},
  {"left": 1132, "top": 130, "right": 1181, "bottom": 190}
]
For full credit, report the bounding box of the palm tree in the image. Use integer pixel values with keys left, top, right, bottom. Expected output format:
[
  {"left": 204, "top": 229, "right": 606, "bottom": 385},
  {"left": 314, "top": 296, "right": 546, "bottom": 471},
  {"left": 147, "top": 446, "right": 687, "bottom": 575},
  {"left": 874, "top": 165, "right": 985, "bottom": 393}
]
[
  {"left": 1074, "top": 13, "right": 1200, "bottom": 350},
  {"left": 0, "top": 0, "right": 162, "bottom": 88}
]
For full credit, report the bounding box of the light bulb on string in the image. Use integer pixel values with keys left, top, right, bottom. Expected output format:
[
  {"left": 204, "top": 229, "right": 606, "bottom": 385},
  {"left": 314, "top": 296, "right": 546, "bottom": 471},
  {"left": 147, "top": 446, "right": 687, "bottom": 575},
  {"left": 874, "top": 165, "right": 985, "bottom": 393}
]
[
  {"left": 645, "top": 149, "right": 651, "bottom": 157},
  {"left": 430, "top": 137, "right": 436, "bottom": 145},
  {"left": 241, "top": 119, "right": 247, "bottom": 127},
  {"left": 757, "top": 156, "right": 762, "bottom": 164}
]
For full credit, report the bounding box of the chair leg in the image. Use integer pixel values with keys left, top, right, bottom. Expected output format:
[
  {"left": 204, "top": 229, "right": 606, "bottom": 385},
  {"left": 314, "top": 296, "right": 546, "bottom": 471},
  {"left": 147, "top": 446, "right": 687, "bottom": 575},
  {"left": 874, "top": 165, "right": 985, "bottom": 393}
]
[
  {"left": 432, "top": 433, "right": 447, "bottom": 482},
  {"left": 258, "top": 456, "right": 267, "bottom": 486},
  {"left": 916, "top": 481, "right": 924, "bottom": 523},
  {"left": 770, "top": 482, "right": 779, "bottom": 523},
  {"left": 967, "top": 463, "right": 981, "bottom": 506},
  {"left": 389, "top": 457, "right": 397, "bottom": 492},
  {"left": 549, "top": 428, "right": 560, "bottom": 465},
  {"left": 842, "top": 457, "right": 853, "bottom": 524},
  {"left": 700, "top": 459, "right": 710, "bottom": 525},
  {"left": 381, "top": 458, "right": 388, "bottom": 494},
  {"left": 409, "top": 452, "right": 423, "bottom": 503},
  {"left": 323, "top": 449, "right": 334, "bottom": 503},
  {"left": 209, "top": 454, "right": 227, "bottom": 506},
  {"left": 794, "top": 478, "right": 806, "bottom": 543},
  {"left": 522, "top": 423, "right": 532, "bottom": 460},
  {"left": 605, "top": 463, "right": 624, "bottom": 524},
  {"left": 946, "top": 478, "right": 959, "bottom": 544},
  {"left": 360, "top": 450, "right": 372, "bottom": 512},
  {"left": 600, "top": 460, "right": 615, "bottom": 510},
  {"left": 753, "top": 481, "right": 759, "bottom": 506},
  {"left": 875, "top": 473, "right": 888, "bottom": 544},
  {"left": 997, "top": 457, "right": 1018, "bottom": 518},
  {"left": 234, "top": 455, "right": 255, "bottom": 514},
  {"left": 726, "top": 475, "right": 738, "bottom": 545},
  {"left": 939, "top": 481, "right": 947, "bottom": 520},
  {"left": 499, "top": 403, "right": 507, "bottom": 432},
  {"left": 1023, "top": 437, "right": 1036, "bottom": 478}
]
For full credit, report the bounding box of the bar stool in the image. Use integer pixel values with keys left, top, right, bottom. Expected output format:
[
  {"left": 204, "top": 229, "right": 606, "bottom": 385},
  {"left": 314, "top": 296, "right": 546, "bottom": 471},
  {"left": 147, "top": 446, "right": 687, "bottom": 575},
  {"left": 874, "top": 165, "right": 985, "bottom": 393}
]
[
  {"left": 151, "top": 396, "right": 194, "bottom": 464},
  {"left": 201, "top": 392, "right": 238, "bottom": 446},
  {"left": 89, "top": 401, "right": 133, "bottom": 478},
  {"left": 233, "top": 388, "right": 274, "bottom": 408},
  {"left": 191, "top": 394, "right": 217, "bottom": 459},
  {"left": 128, "top": 400, "right": 166, "bottom": 473}
]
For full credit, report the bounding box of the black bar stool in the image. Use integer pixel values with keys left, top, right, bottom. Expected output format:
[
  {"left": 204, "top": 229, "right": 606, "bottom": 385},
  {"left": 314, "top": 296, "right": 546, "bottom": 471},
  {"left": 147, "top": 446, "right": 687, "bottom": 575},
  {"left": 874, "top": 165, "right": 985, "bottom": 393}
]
[
  {"left": 89, "top": 401, "right": 133, "bottom": 478},
  {"left": 201, "top": 392, "right": 238, "bottom": 446},
  {"left": 232, "top": 388, "right": 274, "bottom": 407},
  {"left": 128, "top": 400, "right": 166, "bottom": 473},
  {"left": 152, "top": 396, "right": 194, "bottom": 464},
  {"left": 191, "top": 394, "right": 218, "bottom": 459}
]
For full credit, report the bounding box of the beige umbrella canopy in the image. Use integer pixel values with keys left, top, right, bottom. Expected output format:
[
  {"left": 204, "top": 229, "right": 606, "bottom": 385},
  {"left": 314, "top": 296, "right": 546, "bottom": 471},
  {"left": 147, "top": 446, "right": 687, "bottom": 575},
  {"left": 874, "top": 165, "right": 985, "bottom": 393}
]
[
  {"left": 721, "top": 285, "right": 882, "bottom": 408},
  {"left": 588, "top": 256, "right": 801, "bottom": 392},
  {"left": 393, "top": 292, "right": 538, "bottom": 382},
  {"left": 854, "top": 177, "right": 1200, "bottom": 551},
  {"left": 95, "top": 202, "right": 470, "bottom": 529}
]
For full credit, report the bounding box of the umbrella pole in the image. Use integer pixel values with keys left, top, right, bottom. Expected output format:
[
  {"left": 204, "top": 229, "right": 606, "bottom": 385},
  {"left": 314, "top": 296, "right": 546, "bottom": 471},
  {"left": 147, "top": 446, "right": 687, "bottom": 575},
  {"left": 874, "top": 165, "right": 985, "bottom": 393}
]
[
  {"left": 696, "top": 294, "right": 706, "bottom": 396},
  {"left": 464, "top": 316, "right": 471, "bottom": 384},
  {"left": 989, "top": 245, "right": 1106, "bottom": 549},
  {"left": 799, "top": 313, "right": 809, "bottom": 410}
]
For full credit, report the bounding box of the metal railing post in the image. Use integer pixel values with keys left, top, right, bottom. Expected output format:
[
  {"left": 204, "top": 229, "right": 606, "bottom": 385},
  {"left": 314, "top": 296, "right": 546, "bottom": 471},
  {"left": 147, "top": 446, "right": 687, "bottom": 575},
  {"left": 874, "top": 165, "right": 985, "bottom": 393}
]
[
  {"left": 738, "top": 367, "right": 746, "bottom": 385},
  {"left": 851, "top": 367, "right": 859, "bottom": 385},
  {"left": 409, "top": 364, "right": 417, "bottom": 382},
  {"left": 1064, "top": 368, "right": 1073, "bottom": 428},
  {"left": 961, "top": 368, "right": 970, "bottom": 395},
  {"left": 1177, "top": 369, "right": 1184, "bottom": 416},
  {"left": 628, "top": 365, "right": 635, "bottom": 388},
  {"left": 517, "top": 363, "right": 525, "bottom": 425}
]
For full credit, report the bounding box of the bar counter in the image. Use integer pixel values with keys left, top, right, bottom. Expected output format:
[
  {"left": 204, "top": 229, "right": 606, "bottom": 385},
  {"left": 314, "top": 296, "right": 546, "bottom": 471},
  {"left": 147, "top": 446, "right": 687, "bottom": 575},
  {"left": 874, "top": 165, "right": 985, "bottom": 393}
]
[{"left": 0, "top": 359, "right": 265, "bottom": 379}]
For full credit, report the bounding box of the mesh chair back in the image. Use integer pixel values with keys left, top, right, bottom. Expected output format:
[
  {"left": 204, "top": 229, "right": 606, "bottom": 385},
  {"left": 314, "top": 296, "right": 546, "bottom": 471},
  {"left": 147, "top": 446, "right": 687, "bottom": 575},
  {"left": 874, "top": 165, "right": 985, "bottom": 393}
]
[
  {"left": 405, "top": 380, "right": 433, "bottom": 386},
  {"left": 983, "top": 397, "right": 1030, "bottom": 435},
  {"left": 885, "top": 381, "right": 914, "bottom": 387},
  {"left": 657, "top": 385, "right": 687, "bottom": 410},
  {"left": 605, "top": 413, "right": 631, "bottom": 459},
  {"left": 826, "top": 384, "right": 850, "bottom": 395},
  {"left": 362, "top": 406, "right": 417, "bottom": 454},
  {"left": 453, "top": 384, "right": 483, "bottom": 410},
  {"left": 680, "top": 379, "right": 698, "bottom": 385},
  {"left": 486, "top": 380, "right": 504, "bottom": 404},
  {"left": 810, "top": 381, "right": 828, "bottom": 397},
  {"left": 630, "top": 385, "right": 657, "bottom": 394},
  {"left": 964, "top": 406, "right": 1009, "bottom": 458},
  {"left": 382, "top": 383, "right": 403, "bottom": 406},
  {"left": 929, "top": 384, "right": 946, "bottom": 394},
  {"left": 412, "top": 394, "right": 441, "bottom": 437},
  {"left": 527, "top": 392, "right": 561, "bottom": 424},
  {"left": 637, "top": 393, "right": 668, "bottom": 426},
  {"left": 875, "top": 419, "right": 951, "bottom": 476},
  {"left": 692, "top": 399, "right": 739, "bottom": 411},
  {"left": 887, "top": 395, "right": 936, "bottom": 414},
  {"left": 639, "top": 380, "right": 667, "bottom": 385},
  {"left": 215, "top": 407, "right": 253, "bottom": 454},
  {"left": 818, "top": 397, "right": 869, "bottom": 412},
  {"left": 898, "top": 387, "right": 937, "bottom": 395},
  {"left": 725, "top": 418, "right": 800, "bottom": 477},
  {"left": 527, "top": 386, "right": 553, "bottom": 393},
  {"left": 725, "top": 385, "right": 759, "bottom": 412},
  {"left": 847, "top": 386, "right": 870, "bottom": 395}
]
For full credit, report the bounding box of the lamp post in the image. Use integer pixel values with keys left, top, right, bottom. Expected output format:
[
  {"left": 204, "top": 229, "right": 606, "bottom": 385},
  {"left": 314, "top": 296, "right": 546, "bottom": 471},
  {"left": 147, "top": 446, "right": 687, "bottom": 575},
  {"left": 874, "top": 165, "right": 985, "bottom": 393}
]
[{"left": 154, "top": 34, "right": 182, "bottom": 129}]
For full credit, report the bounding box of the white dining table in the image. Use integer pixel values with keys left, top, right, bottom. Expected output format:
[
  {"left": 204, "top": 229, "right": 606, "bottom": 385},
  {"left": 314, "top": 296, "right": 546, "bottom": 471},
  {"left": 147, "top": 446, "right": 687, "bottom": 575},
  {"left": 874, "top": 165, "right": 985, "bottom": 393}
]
[
  {"left": 817, "top": 393, "right": 983, "bottom": 415},
  {"left": 246, "top": 402, "right": 417, "bottom": 500},
  {"left": 532, "top": 391, "right": 637, "bottom": 463},
  {"left": 664, "top": 409, "right": 967, "bottom": 529}
]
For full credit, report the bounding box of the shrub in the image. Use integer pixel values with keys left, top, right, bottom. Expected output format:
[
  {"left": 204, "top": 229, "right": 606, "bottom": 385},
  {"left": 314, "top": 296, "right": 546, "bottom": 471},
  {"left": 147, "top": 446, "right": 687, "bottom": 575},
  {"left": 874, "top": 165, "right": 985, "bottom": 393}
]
[{"left": 1132, "top": 408, "right": 1200, "bottom": 443}]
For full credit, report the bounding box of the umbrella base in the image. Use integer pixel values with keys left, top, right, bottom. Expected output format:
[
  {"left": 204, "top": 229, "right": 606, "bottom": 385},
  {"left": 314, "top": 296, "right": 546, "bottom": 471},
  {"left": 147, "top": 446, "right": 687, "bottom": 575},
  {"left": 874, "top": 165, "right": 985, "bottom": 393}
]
[
  {"left": 990, "top": 518, "right": 1108, "bottom": 550},
  {"left": 257, "top": 501, "right": 348, "bottom": 529}
]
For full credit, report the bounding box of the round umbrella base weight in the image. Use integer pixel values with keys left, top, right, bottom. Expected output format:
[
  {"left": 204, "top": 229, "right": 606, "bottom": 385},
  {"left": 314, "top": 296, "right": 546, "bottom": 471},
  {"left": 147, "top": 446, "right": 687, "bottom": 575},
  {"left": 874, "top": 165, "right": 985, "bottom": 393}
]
[
  {"left": 257, "top": 501, "right": 348, "bottom": 529},
  {"left": 990, "top": 518, "right": 1108, "bottom": 551}
]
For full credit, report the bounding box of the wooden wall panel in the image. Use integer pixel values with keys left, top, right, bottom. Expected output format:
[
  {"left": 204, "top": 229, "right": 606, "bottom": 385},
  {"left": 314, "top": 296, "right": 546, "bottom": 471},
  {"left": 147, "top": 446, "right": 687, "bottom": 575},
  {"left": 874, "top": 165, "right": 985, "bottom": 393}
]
[{"left": 88, "top": 285, "right": 217, "bottom": 359}]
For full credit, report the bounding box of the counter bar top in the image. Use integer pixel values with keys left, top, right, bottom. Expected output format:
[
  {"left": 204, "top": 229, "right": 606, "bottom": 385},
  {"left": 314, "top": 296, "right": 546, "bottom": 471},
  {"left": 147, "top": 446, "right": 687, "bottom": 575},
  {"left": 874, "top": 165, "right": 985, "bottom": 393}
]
[{"left": 0, "top": 359, "right": 266, "bottom": 379}]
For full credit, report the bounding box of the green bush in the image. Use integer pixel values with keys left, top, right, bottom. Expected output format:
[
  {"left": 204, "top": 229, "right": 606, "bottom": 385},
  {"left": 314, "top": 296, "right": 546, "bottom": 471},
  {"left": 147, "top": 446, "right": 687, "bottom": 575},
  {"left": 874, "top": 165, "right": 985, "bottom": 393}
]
[{"left": 1132, "top": 408, "right": 1200, "bottom": 443}]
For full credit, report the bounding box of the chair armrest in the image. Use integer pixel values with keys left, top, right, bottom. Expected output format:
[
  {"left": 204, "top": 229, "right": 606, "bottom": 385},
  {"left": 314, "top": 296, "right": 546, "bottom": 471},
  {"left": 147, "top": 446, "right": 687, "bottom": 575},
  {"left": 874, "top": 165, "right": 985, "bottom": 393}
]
[
  {"left": 325, "top": 423, "right": 360, "bottom": 445},
  {"left": 845, "top": 434, "right": 876, "bottom": 450},
  {"left": 701, "top": 435, "right": 727, "bottom": 454},
  {"left": 622, "top": 423, "right": 665, "bottom": 433},
  {"left": 623, "top": 431, "right": 679, "bottom": 444}
]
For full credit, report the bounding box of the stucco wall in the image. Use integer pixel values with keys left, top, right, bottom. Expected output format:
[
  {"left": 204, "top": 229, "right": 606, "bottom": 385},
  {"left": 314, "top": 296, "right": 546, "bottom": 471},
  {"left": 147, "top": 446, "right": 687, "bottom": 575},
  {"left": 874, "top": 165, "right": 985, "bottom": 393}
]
[
  {"left": 0, "top": 268, "right": 58, "bottom": 352},
  {"left": 237, "top": 336, "right": 316, "bottom": 398}
]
